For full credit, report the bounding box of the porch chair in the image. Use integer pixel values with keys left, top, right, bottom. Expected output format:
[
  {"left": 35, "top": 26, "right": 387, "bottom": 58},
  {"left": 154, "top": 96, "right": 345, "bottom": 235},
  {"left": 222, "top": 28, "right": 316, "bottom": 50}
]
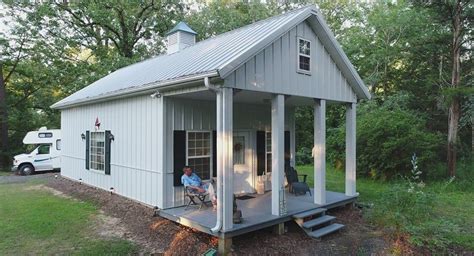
[
  {"left": 285, "top": 166, "right": 312, "bottom": 196},
  {"left": 184, "top": 185, "right": 209, "bottom": 210}
]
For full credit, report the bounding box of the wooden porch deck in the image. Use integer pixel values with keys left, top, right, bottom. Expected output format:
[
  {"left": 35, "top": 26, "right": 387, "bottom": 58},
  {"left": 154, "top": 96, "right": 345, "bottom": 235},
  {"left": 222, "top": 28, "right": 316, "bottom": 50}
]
[{"left": 159, "top": 190, "right": 357, "bottom": 238}]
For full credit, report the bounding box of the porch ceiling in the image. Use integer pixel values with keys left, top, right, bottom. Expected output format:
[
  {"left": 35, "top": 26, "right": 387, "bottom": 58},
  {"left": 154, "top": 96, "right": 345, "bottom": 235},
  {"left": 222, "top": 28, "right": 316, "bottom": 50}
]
[{"left": 168, "top": 88, "right": 345, "bottom": 106}]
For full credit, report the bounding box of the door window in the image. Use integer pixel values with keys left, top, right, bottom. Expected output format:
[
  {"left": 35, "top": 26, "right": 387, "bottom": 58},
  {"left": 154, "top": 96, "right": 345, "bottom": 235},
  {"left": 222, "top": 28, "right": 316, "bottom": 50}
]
[{"left": 37, "top": 144, "right": 50, "bottom": 155}]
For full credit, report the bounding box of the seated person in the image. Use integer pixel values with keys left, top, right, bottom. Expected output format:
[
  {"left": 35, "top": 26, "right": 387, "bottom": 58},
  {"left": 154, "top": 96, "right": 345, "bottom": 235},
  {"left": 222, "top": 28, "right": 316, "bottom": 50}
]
[{"left": 181, "top": 166, "right": 217, "bottom": 209}]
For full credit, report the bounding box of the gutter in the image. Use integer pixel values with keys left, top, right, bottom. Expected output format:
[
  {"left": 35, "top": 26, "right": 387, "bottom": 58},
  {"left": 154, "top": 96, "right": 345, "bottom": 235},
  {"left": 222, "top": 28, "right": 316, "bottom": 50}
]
[{"left": 51, "top": 71, "right": 220, "bottom": 110}]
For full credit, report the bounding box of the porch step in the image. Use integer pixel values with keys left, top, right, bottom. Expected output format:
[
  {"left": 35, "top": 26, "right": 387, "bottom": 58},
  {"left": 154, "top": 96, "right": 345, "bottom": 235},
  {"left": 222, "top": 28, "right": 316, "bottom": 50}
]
[
  {"left": 293, "top": 208, "right": 327, "bottom": 219},
  {"left": 309, "top": 223, "right": 345, "bottom": 238},
  {"left": 302, "top": 215, "right": 335, "bottom": 229}
]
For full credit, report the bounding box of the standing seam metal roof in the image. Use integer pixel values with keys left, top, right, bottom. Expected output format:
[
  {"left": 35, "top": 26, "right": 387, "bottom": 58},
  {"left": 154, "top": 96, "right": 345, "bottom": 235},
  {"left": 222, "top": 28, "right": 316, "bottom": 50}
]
[{"left": 52, "top": 5, "right": 369, "bottom": 109}]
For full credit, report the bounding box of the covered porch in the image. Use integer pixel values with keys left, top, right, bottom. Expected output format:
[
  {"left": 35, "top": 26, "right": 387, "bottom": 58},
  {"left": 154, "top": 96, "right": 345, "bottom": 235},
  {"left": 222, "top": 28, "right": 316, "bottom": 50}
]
[
  {"left": 155, "top": 86, "right": 358, "bottom": 242},
  {"left": 159, "top": 189, "right": 357, "bottom": 238}
]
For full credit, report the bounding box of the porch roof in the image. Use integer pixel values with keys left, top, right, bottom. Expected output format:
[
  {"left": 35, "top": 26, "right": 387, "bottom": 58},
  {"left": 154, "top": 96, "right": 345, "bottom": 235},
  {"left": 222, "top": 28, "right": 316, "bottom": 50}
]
[{"left": 52, "top": 5, "right": 370, "bottom": 110}]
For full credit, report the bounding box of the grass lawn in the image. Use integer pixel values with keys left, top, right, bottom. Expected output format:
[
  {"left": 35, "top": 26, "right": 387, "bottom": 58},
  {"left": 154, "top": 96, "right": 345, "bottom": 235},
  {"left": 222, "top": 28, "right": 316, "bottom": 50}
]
[
  {"left": 0, "top": 169, "right": 12, "bottom": 176},
  {"left": 0, "top": 180, "right": 138, "bottom": 255},
  {"left": 298, "top": 165, "right": 474, "bottom": 252}
]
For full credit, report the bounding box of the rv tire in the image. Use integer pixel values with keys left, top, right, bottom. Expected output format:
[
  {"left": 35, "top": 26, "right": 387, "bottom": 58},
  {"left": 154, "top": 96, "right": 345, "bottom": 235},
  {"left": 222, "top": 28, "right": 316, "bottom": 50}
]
[{"left": 19, "top": 164, "right": 35, "bottom": 176}]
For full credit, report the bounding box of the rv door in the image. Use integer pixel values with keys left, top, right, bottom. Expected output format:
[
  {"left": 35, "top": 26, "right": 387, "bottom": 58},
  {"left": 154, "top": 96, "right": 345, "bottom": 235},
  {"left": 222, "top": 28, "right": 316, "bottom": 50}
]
[{"left": 33, "top": 144, "right": 53, "bottom": 171}]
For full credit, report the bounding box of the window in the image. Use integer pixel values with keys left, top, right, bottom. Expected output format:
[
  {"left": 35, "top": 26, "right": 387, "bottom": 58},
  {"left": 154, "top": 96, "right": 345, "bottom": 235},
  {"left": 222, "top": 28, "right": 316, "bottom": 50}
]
[
  {"left": 56, "top": 139, "right": 61, "bottom": 150},
  {"left": 266, "top": 132, "right": 272, "bottom": 173},
  {"left": 38, "top": 132, "right": 53, "bottom": 138},
  {"left": 233, "top": 136, "right": 245, "bottom": 165},
  {"left": 298, "top": 38, "right": 311, "bottom": 73},
  {"left": 37, "top": 144, "right": 50, "bottom": 155},
  {"left": 187, "top": 131, "right": 211, "bottom": 180},
  {"left": 90, "top": 131, "right": 105, "bottom": 171}
]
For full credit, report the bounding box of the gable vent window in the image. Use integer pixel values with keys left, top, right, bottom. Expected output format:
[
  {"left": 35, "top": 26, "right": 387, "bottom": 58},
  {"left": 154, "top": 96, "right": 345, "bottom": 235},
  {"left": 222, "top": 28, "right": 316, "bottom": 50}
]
[{"left": 297, "top": 38, "right": 311, "bottom": 74}]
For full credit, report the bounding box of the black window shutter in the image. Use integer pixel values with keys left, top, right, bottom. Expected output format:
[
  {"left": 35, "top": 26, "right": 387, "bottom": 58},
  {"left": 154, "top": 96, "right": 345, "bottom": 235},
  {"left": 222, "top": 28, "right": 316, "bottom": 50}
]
[
  {"left": 104, "top": 130, "right": 111, "bottom": 175},
  {"left": 285, "top": 131, "right": 291, "bottom": 169},
  {"left": 173, "top": 130, "right": 186, "bottom": 186},
  {"left": 212, "top": 130, "right": 217, "bottom": 177},
  {"left": 85, "top": 131, "right": 90, "bottom": 170},
  {"left": 256, "top": 131, "right": 266, "bottom": 176}
]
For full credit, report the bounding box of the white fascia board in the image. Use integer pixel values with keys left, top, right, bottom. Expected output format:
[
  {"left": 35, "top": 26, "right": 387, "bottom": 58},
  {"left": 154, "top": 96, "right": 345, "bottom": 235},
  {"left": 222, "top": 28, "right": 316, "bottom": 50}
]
[{"left": 51, "top": 71, "right": 219, "bottom": 110}]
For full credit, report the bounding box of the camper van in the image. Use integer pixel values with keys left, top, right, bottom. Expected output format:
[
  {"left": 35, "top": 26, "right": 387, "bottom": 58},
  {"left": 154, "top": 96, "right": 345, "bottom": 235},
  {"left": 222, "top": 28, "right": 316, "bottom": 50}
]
[{"left": 11, "top": 127, "right": 61, "bottom": 175}]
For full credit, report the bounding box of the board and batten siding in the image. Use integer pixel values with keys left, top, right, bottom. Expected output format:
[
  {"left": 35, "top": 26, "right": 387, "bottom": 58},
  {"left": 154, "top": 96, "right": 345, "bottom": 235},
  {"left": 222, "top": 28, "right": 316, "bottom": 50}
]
[
  {"left": 60, "top": 95, "right": 163, "bottom": 207},
  {"left": 61, "top": 95, "right": 295, "bottom": 209},
  {"left": 163, "top": 97, "right": 295, "bottom": 208},
  {"left": 224, "top": 21, "right": 357, "bottom": 103}
]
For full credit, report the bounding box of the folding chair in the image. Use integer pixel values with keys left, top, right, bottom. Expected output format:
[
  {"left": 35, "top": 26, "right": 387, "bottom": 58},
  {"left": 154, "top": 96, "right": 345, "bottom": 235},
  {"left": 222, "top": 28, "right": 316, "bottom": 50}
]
[{"left": 184, "top": 185, "right": 209, "bottom": 210}]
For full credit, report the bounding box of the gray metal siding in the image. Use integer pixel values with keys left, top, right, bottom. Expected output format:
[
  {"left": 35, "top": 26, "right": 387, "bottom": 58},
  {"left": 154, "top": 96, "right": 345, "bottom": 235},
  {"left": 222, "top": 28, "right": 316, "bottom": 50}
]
[
  {"left": 224, "top": 21, "right": 357, "bottom": 103},
  {"left": 61, "top": 95, "right": 297, "bottom": 209},
  {"left": 60, "top": 95, "right": 163, "bottom": 207}
]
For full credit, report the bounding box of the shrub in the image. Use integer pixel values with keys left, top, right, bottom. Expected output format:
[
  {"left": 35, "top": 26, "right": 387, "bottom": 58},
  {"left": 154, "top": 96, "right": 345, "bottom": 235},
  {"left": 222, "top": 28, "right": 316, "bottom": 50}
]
[
  {"left": 327, "top": 92, "right": 443, "bottom": 179},
  {"left": 296, "top": 147, "right": 313, "bottom": 165}
]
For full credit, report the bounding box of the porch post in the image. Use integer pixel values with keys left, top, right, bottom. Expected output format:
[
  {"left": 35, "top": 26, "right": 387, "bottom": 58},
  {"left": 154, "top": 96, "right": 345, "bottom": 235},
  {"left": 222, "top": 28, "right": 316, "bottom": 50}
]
[
  {"left": 221, "top": 87, "right": 234, "bottom": 230},
  {"left": 271, "top": 94, "right": 285, "bottom": 216},
  {"left": 314, "top": 99, "right": 326, "bottom": 205},
  {"left": 345, "top": 103, "right": 357, "bottom": 196},
  {"left": 156, "top": 96, "right": 166, "bottom": 209}
]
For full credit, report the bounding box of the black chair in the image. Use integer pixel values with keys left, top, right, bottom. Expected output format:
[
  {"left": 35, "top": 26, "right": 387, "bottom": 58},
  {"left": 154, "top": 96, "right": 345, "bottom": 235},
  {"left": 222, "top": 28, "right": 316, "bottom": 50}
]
[{"left": 285, "top": 166, "right": 312, "bottom": 196}]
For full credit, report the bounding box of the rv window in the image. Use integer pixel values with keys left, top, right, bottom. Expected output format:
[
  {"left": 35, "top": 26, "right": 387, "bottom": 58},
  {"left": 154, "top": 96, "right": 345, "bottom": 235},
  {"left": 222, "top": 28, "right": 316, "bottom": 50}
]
[
  {"left": 38, "top": 132, "right": 53, "bottom": 138},
  {"left": 38, "top": 144, "right": 50, "bottom": 155},
  {"left": 187, "top": 131, "right": 212, "bottom": 180},
  {"left": 90, "top": 132, "right": 105, "bottom": 171},
  {"left": 56, "top": 139, "right": 61, "bottom": 150}
]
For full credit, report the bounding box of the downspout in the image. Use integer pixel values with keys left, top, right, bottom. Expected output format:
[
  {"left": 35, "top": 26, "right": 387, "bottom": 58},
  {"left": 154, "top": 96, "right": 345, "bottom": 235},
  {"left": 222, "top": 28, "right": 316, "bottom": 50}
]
[
  {"left": 206, "top": 76, "right": 223, "bottom": 233},
  {"left": 204, "top": 76, "right": 219, "bottom": 92}
]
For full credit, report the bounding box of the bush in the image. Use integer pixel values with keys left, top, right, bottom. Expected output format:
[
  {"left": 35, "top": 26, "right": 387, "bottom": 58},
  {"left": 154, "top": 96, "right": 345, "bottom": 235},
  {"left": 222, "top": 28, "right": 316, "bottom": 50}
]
[
  {"left": 327, "top": 92, "right": 443, "bottom": 179},
  {"left": 296, "top": 147, "right": 313, "bottom": 165}
]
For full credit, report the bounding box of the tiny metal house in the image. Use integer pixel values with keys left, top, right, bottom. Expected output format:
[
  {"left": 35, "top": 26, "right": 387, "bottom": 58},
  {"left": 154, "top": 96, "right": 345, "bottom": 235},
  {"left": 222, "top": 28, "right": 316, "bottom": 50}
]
[{"left": 52, "top": 6, "right": 370, "bottom": 253}]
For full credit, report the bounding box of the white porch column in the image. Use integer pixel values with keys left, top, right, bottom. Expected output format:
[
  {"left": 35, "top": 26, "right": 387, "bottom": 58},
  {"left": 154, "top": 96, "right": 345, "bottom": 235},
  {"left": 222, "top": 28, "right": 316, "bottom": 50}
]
[
  {"left": 345, "top": 103, "right": 357, "bottom": 196},
  {"left": 156, "top": 96, "right": 166, "bottom": 209},
  {"left": 271, "top": 94, "right": 285, "bottom": 216},
  {"left": 221, "top": 87, "right": 233, "bottom": 231},
  {"left": 314, "top": 99, "right": 326, "bottom": 205}
]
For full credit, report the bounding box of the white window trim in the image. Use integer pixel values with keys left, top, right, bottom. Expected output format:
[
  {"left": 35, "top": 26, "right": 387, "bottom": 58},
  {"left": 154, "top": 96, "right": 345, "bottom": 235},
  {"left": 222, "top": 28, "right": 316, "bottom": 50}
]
[
  {"left": 185, "top": 130, "right": 213, "bottom": 180},
  {"left": 297, "top": 37, "right": 312, "bottom": 75},
  {"left": 89, "top": 131, "right": 105, "bottom": 173},
  {"left": 265, "top": 131, "right": 272, "bottom": 174}
]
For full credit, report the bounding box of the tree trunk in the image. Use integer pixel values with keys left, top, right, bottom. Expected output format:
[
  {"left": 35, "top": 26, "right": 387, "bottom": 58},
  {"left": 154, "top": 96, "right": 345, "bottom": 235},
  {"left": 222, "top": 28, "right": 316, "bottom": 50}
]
[
  {"left": 0, "top": 62, "right": 9, "bottom": 169},
  {"left": 447, "top": 0, "right": 462, "bottom": 177}
]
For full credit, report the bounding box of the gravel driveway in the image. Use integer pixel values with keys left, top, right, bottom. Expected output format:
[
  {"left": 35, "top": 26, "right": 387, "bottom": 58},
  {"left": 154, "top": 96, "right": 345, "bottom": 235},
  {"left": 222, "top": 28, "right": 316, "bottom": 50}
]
[{"left": 0, "top": 172, "right": 56, "bottom": 184}]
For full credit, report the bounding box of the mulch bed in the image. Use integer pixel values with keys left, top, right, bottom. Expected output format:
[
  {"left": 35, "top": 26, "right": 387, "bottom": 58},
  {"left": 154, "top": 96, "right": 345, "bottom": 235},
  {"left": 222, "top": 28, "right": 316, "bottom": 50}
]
[{"left": 46, "top": 176, "right": 389, "bottom": 255}]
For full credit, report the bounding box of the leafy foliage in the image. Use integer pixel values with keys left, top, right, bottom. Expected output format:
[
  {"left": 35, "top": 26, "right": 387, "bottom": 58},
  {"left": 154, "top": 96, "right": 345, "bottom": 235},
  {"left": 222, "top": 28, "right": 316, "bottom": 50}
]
[{"left": 327, "top": 93, "right": 444, "bottom": 179}]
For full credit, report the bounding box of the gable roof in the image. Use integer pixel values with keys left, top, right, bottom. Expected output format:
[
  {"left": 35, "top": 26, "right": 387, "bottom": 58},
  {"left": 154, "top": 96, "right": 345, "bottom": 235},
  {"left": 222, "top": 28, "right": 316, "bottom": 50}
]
[{"left": 52, "top": 5, "right": 370, "bottom": 109}]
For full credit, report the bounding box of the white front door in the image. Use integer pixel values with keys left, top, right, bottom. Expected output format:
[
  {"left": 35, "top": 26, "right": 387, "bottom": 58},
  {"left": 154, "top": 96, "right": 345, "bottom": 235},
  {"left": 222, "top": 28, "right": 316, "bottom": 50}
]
[{"left": 233, "top": 131, "right": 254, "bottom": 194}]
